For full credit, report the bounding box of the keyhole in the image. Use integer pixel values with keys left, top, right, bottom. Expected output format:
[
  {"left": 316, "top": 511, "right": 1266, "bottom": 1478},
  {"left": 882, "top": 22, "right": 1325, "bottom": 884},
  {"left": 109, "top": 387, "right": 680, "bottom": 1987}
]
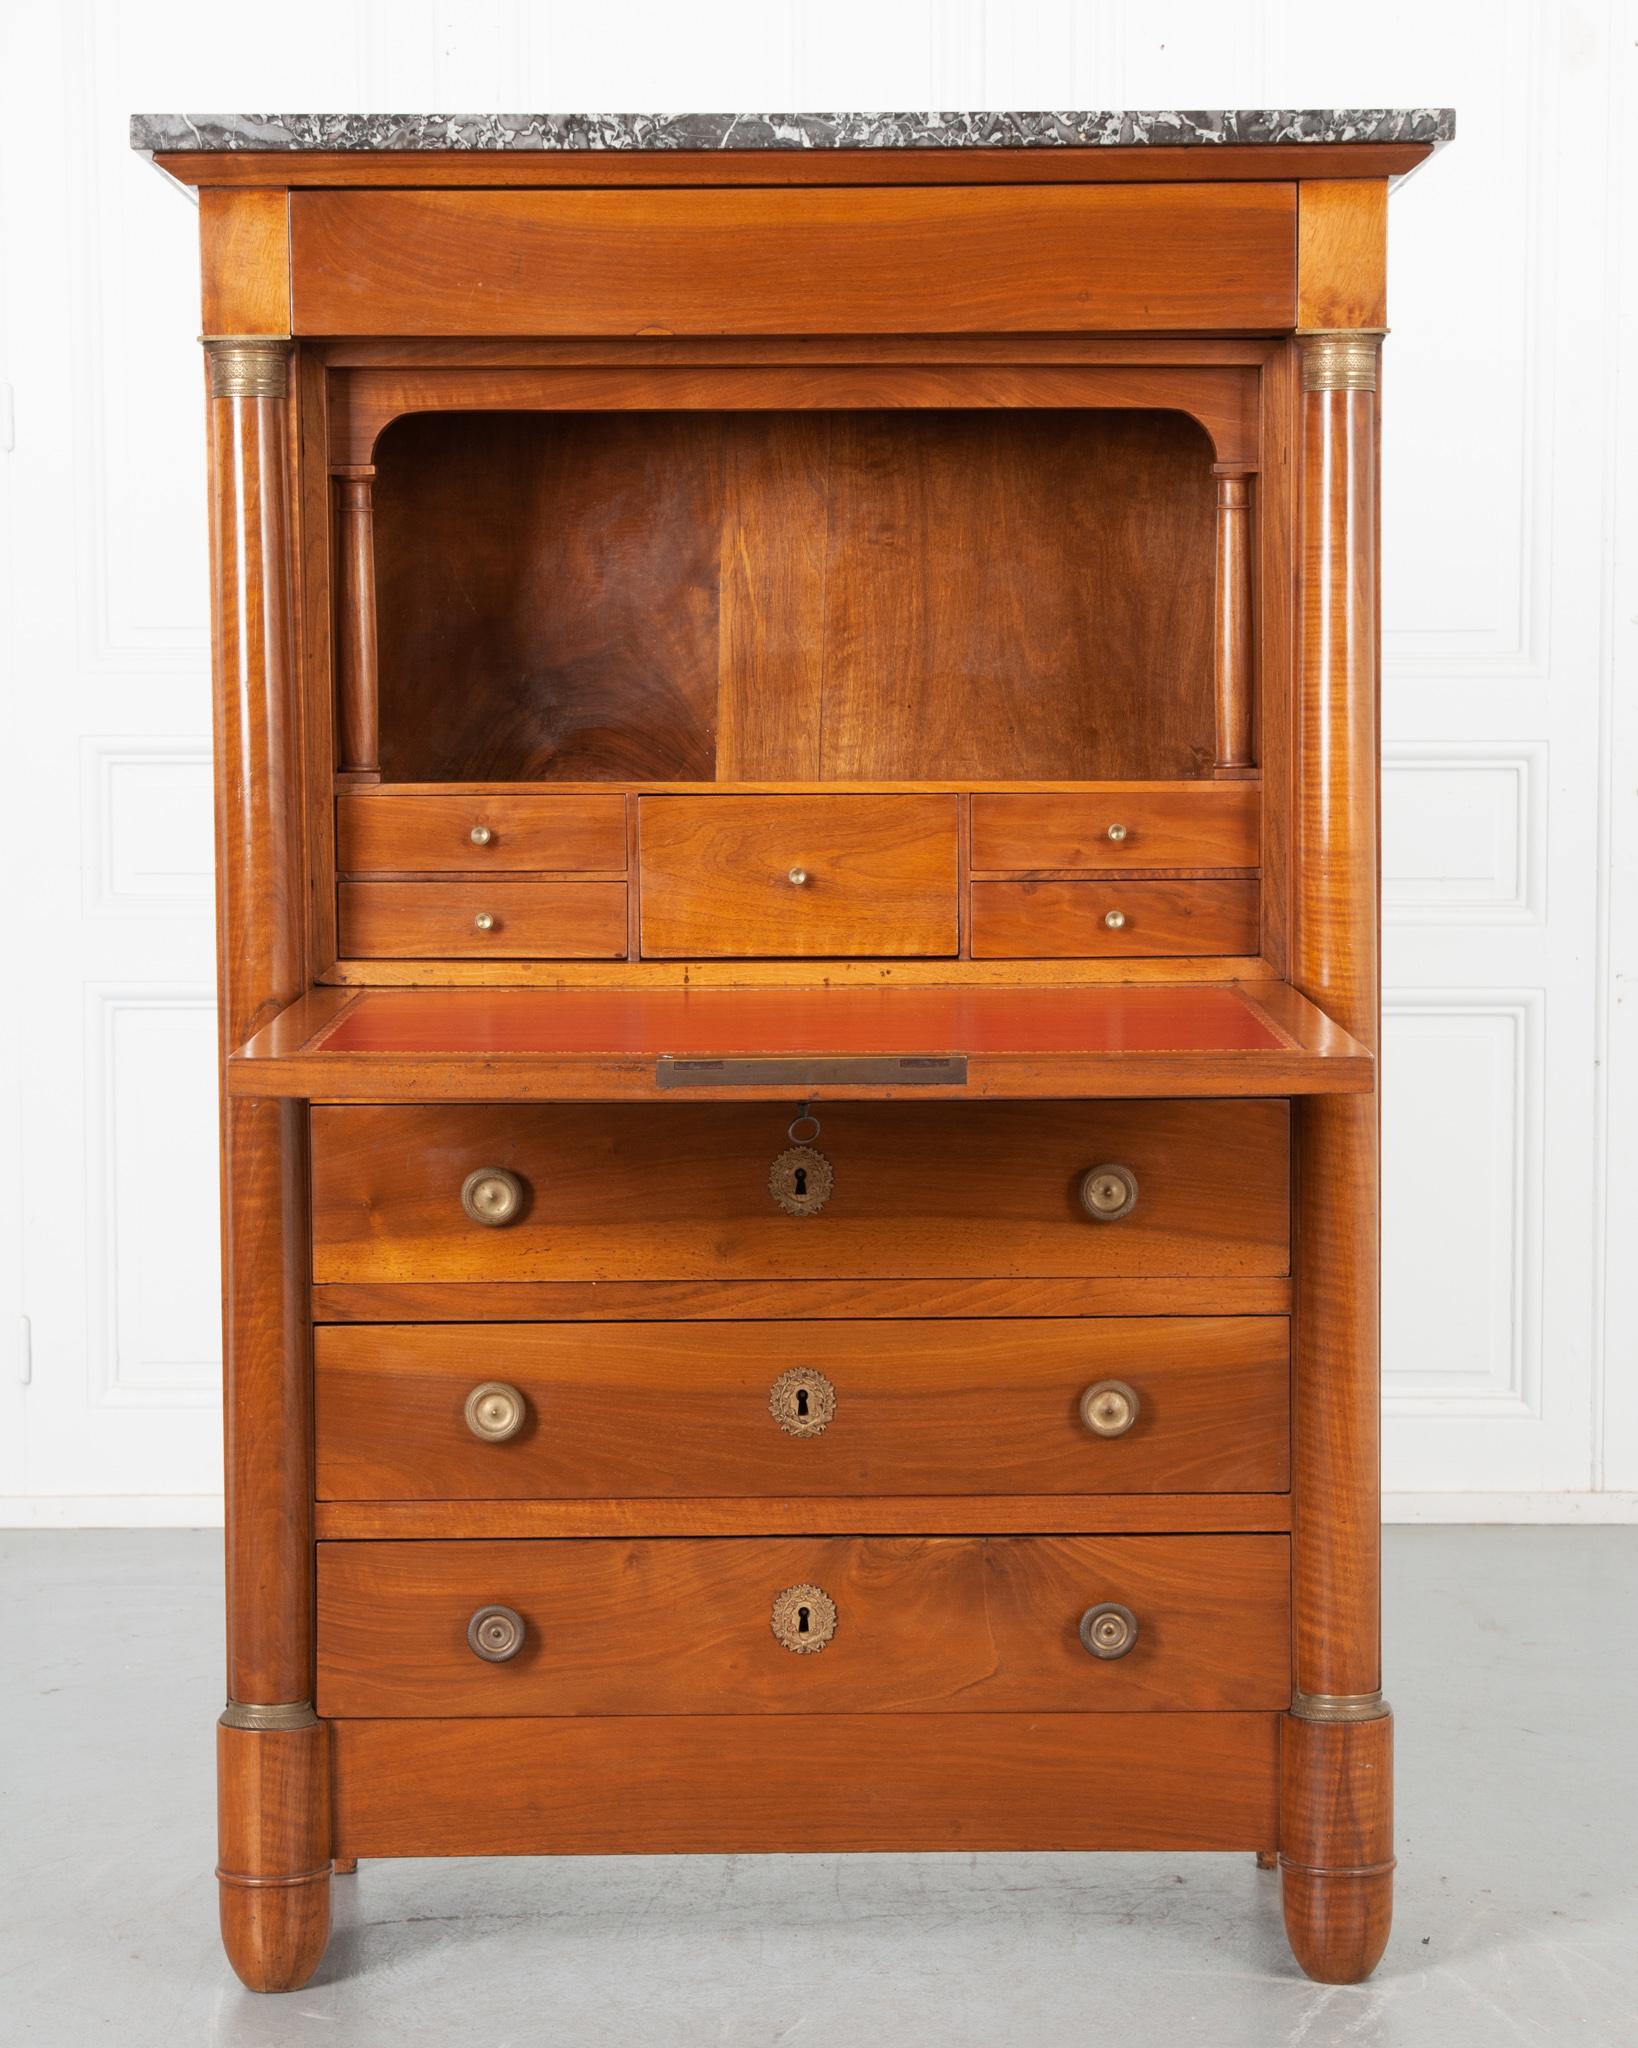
[
  {"left": 794, "top": 1166, "right": 808, "bottom": 1197},
  {"left": 797, "top": 1606, "right": 811, "bottom": 1634},
  {"left": 795, "top": 1387, "right": 810, "bottom": 1418}
]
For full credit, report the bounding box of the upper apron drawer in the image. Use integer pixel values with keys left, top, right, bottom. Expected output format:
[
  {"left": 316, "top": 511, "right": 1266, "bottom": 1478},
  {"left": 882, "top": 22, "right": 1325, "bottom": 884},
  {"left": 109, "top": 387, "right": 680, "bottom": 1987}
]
[{"left": 308, "top": 1100, "right": 1291, "bottom": 1284}]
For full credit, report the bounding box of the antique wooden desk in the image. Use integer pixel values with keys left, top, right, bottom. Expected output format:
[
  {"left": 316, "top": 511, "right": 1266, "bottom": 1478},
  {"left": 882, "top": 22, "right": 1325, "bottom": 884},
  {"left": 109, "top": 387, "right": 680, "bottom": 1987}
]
[{"left": 133, "top": 105, "right": 1452, "bottom": 1992}]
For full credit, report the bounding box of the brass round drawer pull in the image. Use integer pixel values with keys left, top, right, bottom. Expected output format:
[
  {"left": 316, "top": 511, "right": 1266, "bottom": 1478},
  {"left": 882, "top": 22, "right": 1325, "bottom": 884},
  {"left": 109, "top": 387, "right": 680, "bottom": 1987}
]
[
  {"left": 771, "top": 1582, "right": 837, "bottom": 1654},
  {"left": 1078, "top": 1163, "right": 1138, "bottom": 1221},
  {"left": 467, "top": 1604, "right": 526, "bottom": 1663},
  {"left": 469, "top": 824, "right": 494, "bottom": 847},
  {"left": 1102, "top": 909, "right": 1127, "bottom": 931},
  {"left": 1106, "top": 823, "right": 1129, "bottom": 843},
  {"left": 769, "top": 1366, "right": 836, "bottom": 1437},
  {"left": 460, "top": 1167, "right": 525, "bottom": 1227},
  {"left": 1079, "top": 1379, "right": 1140, "bottom": 1438},
  {"left": 788, "top": 866, "right": 810, "bottom": 887},
  {"left": 473, "top": 910, "right": 497, "bottom": 932},
  {"left": 464, "top": 1381, "right": 528, "bottom": 1443},
  {"left": 1079, "top": 1601, "right": 1139, "bottom": 1660}
]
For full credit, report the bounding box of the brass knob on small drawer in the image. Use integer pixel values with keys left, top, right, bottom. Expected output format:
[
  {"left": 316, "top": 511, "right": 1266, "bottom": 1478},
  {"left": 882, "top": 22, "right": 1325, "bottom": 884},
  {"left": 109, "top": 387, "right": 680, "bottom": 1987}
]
[
  {"left": 771, "top": 1583, "right": 838, "bottom": 1654},
  {"left": 473, "top": 910, "right": 497, "bottom": 932},
  {"left": 1079, "top": 1380, "right": 1140, "bottom": 1438},
  {"left": 469, "top": 824, "right": 494, "bottom": 846},
  {"left": 788, "top": 866, "right": 810, "bottom": 887},
  {"left": 1106, "top": 823, "right": 1129, "bottom": 843},
  {"left": 467, "top": 1604, "right": 526, "bottom": 1663},
  {"left": 1079, "top": 1602, "right": 1139, "bottom": 1660},
  {"left": 1103, "top": 909, "right": 1127, "bottom": 931},
  {"left": 1078, "top": 1163, "right": 1138, "bottom": 1222},
  {"left": 461, "top": 1167, "right": 524, "bottom": 1227},
  {"left": 464, "top": 1381, "right": 527, "bottom": 1442}
]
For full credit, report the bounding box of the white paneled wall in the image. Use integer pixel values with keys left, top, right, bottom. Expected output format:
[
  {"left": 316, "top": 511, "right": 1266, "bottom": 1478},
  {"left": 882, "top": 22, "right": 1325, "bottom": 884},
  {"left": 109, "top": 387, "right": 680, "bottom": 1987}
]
[{"left": 1, "top": 0, "right": 1633, "bottom": 1521}]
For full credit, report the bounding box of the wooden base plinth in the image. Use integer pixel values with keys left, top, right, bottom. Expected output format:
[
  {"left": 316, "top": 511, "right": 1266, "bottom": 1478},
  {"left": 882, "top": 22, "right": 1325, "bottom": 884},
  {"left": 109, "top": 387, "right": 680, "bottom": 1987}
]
[
  {"left": 217, "top": 1719, "right": 332, "bottom": 1993},
  {"left": 1279, "top": 1712, "right": 1394, "bottom": 1984}
]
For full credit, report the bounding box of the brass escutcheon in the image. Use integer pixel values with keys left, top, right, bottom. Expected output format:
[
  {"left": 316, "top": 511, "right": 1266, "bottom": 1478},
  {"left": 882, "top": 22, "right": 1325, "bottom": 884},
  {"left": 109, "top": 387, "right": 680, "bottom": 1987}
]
[
  {"left": 464, "top": 1381, "right": 527, "bottom": 1443},
  {"left": 771, "top": 1582, "right": 837, "bottom": 1654},
  {"left": 770, "top": 1145, "right": 833, "bottom": 1217},
  {"left": 467, "top": 1604, "right": 526, "bottom": 1662},
  {"left": 461, "top": 1167, "right": 524, "bottom": 1227},
  {"left": 1079, "top": 1601, "right": 1139, "bottom": 1659},
  {"left": 1079, "top": 1380, "right": 1140, "bottom": 1438},
  {"left": 1079, "top": 1163, "right": 1138, "bottom": 1221},
  {"left": 769, "top": 1366, "right": 837, "bottom": 1438}
]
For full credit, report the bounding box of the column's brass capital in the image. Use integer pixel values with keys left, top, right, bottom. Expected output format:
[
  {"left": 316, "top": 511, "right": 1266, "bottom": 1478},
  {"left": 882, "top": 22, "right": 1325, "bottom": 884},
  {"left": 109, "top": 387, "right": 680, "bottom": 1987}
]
[
  {"left": 219, "top": 1699, "right": 317, "bottom": 1731},
  {"left": 1297, "top": 330, "right": 1386, "bottom": 394},
  {"left": 202, "top": 336, "right": 292, "bottom": 400},
  {"left": 1290, "top": 1689, "right": 1391, "bottom": 1724}
]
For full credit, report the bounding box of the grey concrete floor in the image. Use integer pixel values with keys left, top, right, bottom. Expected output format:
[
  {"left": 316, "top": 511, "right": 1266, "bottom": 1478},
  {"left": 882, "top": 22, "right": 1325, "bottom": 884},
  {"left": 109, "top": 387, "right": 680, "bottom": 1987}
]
[{"left": 1, "top": 1528, "right": 1633, "bottom": 2047}]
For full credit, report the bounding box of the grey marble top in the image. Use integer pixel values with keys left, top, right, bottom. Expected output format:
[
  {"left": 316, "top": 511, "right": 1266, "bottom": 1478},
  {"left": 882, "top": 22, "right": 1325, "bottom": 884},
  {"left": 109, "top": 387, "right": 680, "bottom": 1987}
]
[{"left": 130, "top": 109, "right": 1454, "bottom": 156}]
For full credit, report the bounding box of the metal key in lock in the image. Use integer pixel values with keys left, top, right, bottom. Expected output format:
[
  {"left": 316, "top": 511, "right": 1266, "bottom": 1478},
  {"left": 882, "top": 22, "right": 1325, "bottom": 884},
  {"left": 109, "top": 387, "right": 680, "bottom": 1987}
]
[{"left": 769, "top": 1105, "right": 834, "bottom": 1217}]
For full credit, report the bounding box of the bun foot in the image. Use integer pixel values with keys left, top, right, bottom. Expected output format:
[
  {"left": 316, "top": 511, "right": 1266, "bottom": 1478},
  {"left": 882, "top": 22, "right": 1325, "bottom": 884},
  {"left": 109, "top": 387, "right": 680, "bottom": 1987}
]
[
  {"left": 1279, "top": 1708, "right": 1394, "bottom": 1984},
  {"left": 217, "top": 1714, "right": 332, "bottom": 1992}
]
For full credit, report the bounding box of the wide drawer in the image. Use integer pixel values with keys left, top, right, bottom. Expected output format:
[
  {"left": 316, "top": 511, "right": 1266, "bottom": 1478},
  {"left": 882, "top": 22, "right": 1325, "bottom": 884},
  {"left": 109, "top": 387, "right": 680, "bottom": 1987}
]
[
  {"left": 314, "top": 1316, "right": 1290, "bottom": 1500},
  {"left": 308, "top": 1100, "right": 1291, "bottom": 1283},
  {"left": 338, "top": 879, "right": 628, "bottom": 958},
  {"left": 315, "top": 1533, "right": 1290, "bottom": 1717},
  {"left": 337, "top": 793, "right": 626, "bottom": 875},
  {"left": 971, "top": 878, "right": 1259, "bottom": 959},
  {"left": 971, "top": 786, "right": 1260, "bottom": 872},
  {"left": 637, "top": 794, "right": 959, "bottom": 957}
]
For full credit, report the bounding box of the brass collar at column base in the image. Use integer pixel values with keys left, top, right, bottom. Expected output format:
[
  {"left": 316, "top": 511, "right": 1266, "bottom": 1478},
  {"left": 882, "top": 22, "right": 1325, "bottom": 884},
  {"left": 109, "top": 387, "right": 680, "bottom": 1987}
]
[
  {"left": 202, "top": 337, "right": 292, "bottom": 400},
  {"left": 1297, "top": 330, "right": 1386, "bottom": 393},
  {"left": 219, "top": 1699, "right": 317, "bottom": 1732},
  {"left": 1290, "top": 1689, "right": 1391, "bottom": 1724}
]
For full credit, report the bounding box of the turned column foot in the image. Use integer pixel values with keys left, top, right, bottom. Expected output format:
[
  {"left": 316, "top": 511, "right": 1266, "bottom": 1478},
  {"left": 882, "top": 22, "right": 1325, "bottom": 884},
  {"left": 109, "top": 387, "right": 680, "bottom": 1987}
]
[
  {"left": 217, "top": 1714, "right": 332, "bottom": 1992},
  {"left": 1279, "top": 1708, "right": 1394, "bottom": 1984}
]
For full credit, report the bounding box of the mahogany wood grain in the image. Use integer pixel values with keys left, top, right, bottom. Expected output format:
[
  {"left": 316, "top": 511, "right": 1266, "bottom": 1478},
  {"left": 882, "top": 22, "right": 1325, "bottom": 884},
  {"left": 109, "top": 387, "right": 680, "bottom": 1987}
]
[
  {"left": 326, "top": 361, "right": 1259, "bottom": 473},
  {"left": 308, "top": 1099, "right": 1292, "bottom": 1284},
  {"left": 331, "top": 1710, "right": 1280, "bottom": 1857},
  {"left": 294, "top": 351, "right": 340, "bottom": 976},
  {"left": 1281, "top": 1715, "right": 1395, "bottom": 1983},
  {"left": 338, "top": 880, "right": 628, "bottom": 959},
  {"left": 369, "top": 410, "right": 1219, "bottom": 785},
  {"left": 970, "top": 785, "right": 1259, "bottom": 872},
  {"left": 314, "top": 1494, "right": 1292, "bottom": 1540},
  {"left": 337, "top": 791, "right": 628, "bottom": 875},
  {"left": 319, "top": 955, "right": 1277, "bottom": 992},
  {"left": 291, "top": 185, "right": 1297, "bottom": 336},
  {"left": 217, "top": 1719, "right": 331, "bottom": 1994},
  {"left": 1297, "top": 182, "right": 1389, "bottom": 333},
  {"left": 199, "top": 188, "right": 290, "bottom": 338},
  {"left": 314, "top": 1315, "right": 1290, "bottom": 1500},
  {"left": 332, "top": 476, "right": 379, "bottom": 777},
  {"left": 161, "top": 140, "right": 1434, "bottom": 190},
  {"left": 971, "top": 879, "right": 1259, "bottom": 959},
  {"left": 311, "top": 1274, "right": 1295, "bottom": 1324},
  {"left": 637, "top": 794, "right": 959, "bottom": 957},
  {"left": 316, "top": 1534, "right": 1290, "bottom": 1717},
  {"left": 234, "top": 983, "right": 1368, "bottom": 1098}
]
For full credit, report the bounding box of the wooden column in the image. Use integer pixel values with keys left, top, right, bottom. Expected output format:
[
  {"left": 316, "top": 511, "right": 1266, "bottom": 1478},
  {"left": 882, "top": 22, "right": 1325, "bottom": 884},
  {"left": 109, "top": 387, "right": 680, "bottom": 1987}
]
[
  {"left": 204, "top": 335, "right": 330, "bottom": 1992},
  {"left": 1284, "top": 327, "right": 1392, "bottom": 1984},
  {"left": 1212, "top": 465, "right": 1256, "bottom": 774},
  {"left": 334, "top": 466, "right": 380, "bottom": 779}
]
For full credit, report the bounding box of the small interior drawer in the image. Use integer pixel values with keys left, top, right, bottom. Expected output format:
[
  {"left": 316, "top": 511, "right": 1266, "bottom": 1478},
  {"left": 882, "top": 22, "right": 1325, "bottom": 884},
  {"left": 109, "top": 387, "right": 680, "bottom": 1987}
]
[
  {"left": 638, "top": 794, "right": 959, "bottom": 957},
  {"left": 337, "top": 792, "right": 626, "bottom": 875},
  {"left": 971, "top": 786, "right": 1260, "bottom": 871},
  {"left": 971, "top": 878, "right": 1260, "bottom": 959},
  {"left": 315, "top": 1533, "right": 1291, "bottom": 1718},
  {"left": 338, "top": 879, "right": 627, "bottom": 959},
  {"left": 314, "top": 1315, "right": 1291, "bottom": 1501}
]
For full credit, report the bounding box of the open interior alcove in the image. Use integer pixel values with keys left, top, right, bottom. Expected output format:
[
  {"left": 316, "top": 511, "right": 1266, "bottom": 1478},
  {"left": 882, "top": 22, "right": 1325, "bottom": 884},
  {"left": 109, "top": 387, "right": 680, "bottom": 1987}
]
[{"left": 369, "top": 406, "right": 1221, "bottom": 785}]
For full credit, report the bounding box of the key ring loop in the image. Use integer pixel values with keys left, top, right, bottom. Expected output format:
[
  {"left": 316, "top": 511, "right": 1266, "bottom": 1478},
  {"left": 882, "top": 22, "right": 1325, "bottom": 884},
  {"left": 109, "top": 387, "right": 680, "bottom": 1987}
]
[{"left": 788, "top": 1105, "right": 821, "bottom": 1146}]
